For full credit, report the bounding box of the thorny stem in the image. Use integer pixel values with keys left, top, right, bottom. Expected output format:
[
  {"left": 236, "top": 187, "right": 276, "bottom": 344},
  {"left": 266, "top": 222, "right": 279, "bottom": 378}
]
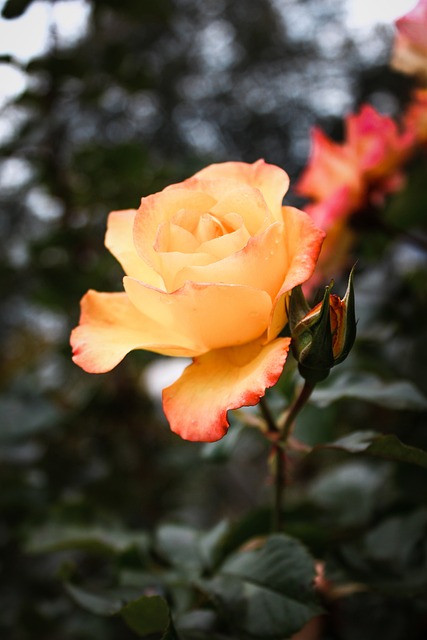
[{"left": 261, "top": 380, "right": 316, "bottom": 533}]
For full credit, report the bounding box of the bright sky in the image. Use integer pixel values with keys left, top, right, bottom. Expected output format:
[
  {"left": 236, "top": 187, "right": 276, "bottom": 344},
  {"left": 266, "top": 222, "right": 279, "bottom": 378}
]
[
  {"left": 0, "top": 0, "right": 419, "bottom": 108},
  {"left": 0, "top": 0, "right": 91, "bottom": 107},
  {"left": 345, "top": 0, "right": 417, "bottom": 28}
]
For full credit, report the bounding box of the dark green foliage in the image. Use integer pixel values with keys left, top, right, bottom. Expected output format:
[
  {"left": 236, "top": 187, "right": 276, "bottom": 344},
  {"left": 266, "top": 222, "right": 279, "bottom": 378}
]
[{"left": 1, "top": 0, "right": 427, "bottom": 639}]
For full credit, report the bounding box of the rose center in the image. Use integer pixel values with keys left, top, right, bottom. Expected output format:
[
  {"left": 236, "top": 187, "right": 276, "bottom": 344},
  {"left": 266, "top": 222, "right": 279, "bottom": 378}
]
[{"left": 155, "top": 209, "right": 243, "bottom": 255}]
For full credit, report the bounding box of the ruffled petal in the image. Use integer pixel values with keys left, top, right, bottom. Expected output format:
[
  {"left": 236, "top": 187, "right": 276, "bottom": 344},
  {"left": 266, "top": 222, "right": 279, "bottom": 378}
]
[
  {"left": 123, "top": 277, "right": 273, "bottom": 353},
  {"left": 296, "top": 128, "right": 362, "bottom": 203},
  {"left": 267, "top": 206, "right": 325, "bottom": 341},
  {"left": 105, "top": 210, "right": 165, "bottom": 288},
  {"left": 191, "top": 159, "right": 290, "bottom": 222},
  {"left": 210, "top": 184, "right": 273, "bottom": 234},
  {"left": 174, "top": 222, "right": 287, "bottom": 298},
  {"left": 162, "top": 337, "right": 291, "bottom": 441},
  {"left": 71, "top": 291, "right": 201, "bottom": 373},
  {"left": 134, "top": 189, "right": 217, "bottom": 270}
]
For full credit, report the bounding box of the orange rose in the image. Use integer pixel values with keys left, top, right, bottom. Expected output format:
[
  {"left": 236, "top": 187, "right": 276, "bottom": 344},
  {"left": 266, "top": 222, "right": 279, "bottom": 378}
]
[
  {"left": 297, "top": 106, "right": 412, "bottom": 210},
  {"left": 404, "top": 89, "right": 427, "bottom": 144},
  {"left": 392, "top": 0, "right": 427, "bottom": 83},
  {"left": 71, "top": 160, "right": 324, "bottom": 441},
  {"left": 295, "top": 128, "right": 363, "bottom": 211}
]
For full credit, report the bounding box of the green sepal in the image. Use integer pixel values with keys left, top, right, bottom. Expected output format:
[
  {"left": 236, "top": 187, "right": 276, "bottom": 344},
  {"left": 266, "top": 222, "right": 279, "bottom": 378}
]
[
  {"left": 333, "top": 266, "right": 357, "bottom": 365},
  {"left": 289, "top": 282, "right": 335, "bottom": 380}
]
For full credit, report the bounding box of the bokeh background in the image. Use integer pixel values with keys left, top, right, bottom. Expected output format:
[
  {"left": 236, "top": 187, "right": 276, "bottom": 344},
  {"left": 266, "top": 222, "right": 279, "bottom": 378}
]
[{"left": 2, "top": 1, "right": 427, "bottom": 639}]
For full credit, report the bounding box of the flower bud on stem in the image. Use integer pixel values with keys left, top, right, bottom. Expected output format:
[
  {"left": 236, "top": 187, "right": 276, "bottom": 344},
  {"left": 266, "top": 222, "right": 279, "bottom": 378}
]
[{"left": 262, "top": 269, "right": 357, "bottom": 533}]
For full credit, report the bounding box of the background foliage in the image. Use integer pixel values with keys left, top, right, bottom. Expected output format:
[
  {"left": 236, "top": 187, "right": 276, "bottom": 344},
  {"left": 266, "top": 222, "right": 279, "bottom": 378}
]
[{"left": 1, "top": 0, "right": 427, "bottom": 638}]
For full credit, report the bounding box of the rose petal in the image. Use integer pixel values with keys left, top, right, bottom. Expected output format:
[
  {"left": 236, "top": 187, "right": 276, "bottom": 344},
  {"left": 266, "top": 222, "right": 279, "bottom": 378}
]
[
  {"left": 162, "top": 337, "right": 291, "bottom": 441},
  {"left": 191, "top": 159, "right": 290, "bottom": 222},
  {"left": 134, "top": 189, "right": 217, "bottom": 270},
  {"left": 210, "top": 184, "right": 273, "bottom": 234},
  {"left": 123, "top": 277, "right": 272, "bottom": 353},
  {"left": 345, "top": 105, "right": 413, "bottom": 180},
  {"left": 174, "top": 222, "right": 287, "bottom": 298},
  {"left": 197, "top": 217, "right": 251, "bottom": 260},
  {"left": 296, "top": 128, "right": 362, "bottom": 204},
  {"left": 267, "top": 206, "right": 325, "bottom": 340},
  {"left": 105, "top": 210, "right": 165, "bottom": 288},
  {"left": 395, "top": 0, "right": 427, "bottom": 52},
  {"left": 71, "top": 291, "right": 201, "bottom": 373}
]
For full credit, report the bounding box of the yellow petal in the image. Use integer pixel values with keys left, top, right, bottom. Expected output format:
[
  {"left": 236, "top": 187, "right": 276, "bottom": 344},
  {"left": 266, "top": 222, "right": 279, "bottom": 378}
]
[
  {"left": 156, "top": 250, "right": 215, "bottom": 292},
  {"left": 267, "top": 206, "right": 325, "bottom": 341},
  {"left": 197, "top": 220, "right": 250, "bottom": 260},
  {"left": 123, "top": 277, "right": 272, "bottom": 353},
  {"left": 191, "top": 159, "right": 290, "bottom": 222},
  {"left": 71, "top": 291, "right": 201, "bottom": 373},
  {"left": 210, "top": 184, "right": 273, "bottom": 234},
  {"left": 105, "top": 210, "right": 165, "bottom": 288},
  {"left": 154, "top": 219, "right": 200, "bottom": 253},
  {"left": 134, "top": 189, "right": 217, "bottom": 269},
  {"left": 162, "top": 337, "right": 291, "bottom": 441},
  {"left": 175, "top": 222, "right": 287, "bottom": 298}
]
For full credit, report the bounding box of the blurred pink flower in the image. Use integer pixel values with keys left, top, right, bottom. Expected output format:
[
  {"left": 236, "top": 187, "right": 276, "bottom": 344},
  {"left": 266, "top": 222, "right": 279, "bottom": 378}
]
[
  {"left": 392, "top": 0, "right": 427, "bottom": 82},
  {"left": 404, "top": 89, "right": 427, "bottom": 144},
  {"left": 297, "top": 105, "right": 413, "bottom": 293}
]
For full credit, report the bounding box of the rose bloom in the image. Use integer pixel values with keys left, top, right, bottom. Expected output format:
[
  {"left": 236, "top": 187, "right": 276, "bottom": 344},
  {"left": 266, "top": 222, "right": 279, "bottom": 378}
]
[
  {"left": 296, "top": 105, "right": 413, "bottom": 292},
  {"left": 392, "top": 0, "right": 427, "bottom": 83},
  {"left": 71, "top": 160, "right": 324, "bottom": 441},
  {"left": 297, "top": 105, "right": 413, "bottom": 210}
]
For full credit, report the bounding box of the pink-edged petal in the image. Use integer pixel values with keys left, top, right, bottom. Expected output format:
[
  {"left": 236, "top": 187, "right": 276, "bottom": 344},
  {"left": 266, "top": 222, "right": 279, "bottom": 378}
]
[
  {"left": 123, "top": 277, "right": 272, "bottom": 353},
  {"left": 395, "top": 0, "right": 427, "bottom": 52},
  {"left": 174, "top": 222, "right": 287, "bottom": 298},
  {"left": 345, "top": 105, "right": 414, "bottom": 179},
  {"left": 105, "top": 210, "right": 165, "bottom": 288},
  {"left": 280, "top": 206, "right": 326, "bottom": 293},
  {"left": 267, "top": 206, "right": 325, "bottom": 341},
  {"left": 71, "top": 291, "right": 201, "bottom": 374},
  {"left": 306, "top": 185, "right": 355, "bottom": 230},
  {"left": 190, "top": 159, "right": 290, "bottom": 222},
  {"left": 296, "top": 128, "right": 362, "bottom": 203},
  {"left": 162, "top": 337, "right": 291, "bottom": 442}
]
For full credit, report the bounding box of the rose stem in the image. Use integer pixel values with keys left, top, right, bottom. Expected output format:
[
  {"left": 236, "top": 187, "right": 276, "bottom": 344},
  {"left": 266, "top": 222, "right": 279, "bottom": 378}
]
[
  {"left": 260, "top": 381, "right": 315, "bottom": 534},
  {"left": 280, "top": 380, "right": 316, "bottom": 442}
]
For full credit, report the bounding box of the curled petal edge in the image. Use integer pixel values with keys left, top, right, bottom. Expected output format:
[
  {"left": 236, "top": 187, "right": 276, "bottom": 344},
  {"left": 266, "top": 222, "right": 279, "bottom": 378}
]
[{"left": 162, "top": 337, "right": 291, "bottom": 442}]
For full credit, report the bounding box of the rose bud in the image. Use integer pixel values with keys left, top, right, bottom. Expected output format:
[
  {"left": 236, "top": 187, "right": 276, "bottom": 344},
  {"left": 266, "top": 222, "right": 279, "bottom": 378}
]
[{"left": 289, "top": 269, "right": 356, "bottom": 383}]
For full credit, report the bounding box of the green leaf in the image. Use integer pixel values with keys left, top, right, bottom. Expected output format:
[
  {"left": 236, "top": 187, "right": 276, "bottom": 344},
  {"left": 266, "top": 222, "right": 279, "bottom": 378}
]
[
  {"left": 316, "top": 431, "right": 427, "bottom": 469},
  {"left": 155, "top": 521, "right": 229, "bottom": 575},
  {"left": 65, "top": 587, "right": 175, "bottom": 638},
  {"left": 121, "top": 595, "right": 174, "bottom": 639},
  {"left": 26, "top": 524, "right": 148, "bottom": 555},
  {"left": 201, "top": 534, "right": 321, "bottom": 640},
  {"left": 310, "top": 372, "right": 427, "bottom": 411},
  {"left": 65, "top": 582, "right": 123, "bottom": 616},
  {"left": 308, "top": 460, "right": 391, "bottom": 528}
]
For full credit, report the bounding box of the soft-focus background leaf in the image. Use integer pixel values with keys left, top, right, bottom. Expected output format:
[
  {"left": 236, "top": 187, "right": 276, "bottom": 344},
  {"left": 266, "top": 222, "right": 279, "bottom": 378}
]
[{"left": 200, "top": 534, "right": 321, "bottom": 639}]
